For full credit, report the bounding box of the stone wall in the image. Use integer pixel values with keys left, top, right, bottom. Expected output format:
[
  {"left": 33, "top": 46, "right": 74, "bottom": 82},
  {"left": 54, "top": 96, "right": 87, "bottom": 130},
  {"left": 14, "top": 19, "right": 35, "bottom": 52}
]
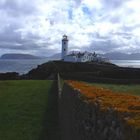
[{"left": 59, "top": 83, "right": 140, "bottom": 140}]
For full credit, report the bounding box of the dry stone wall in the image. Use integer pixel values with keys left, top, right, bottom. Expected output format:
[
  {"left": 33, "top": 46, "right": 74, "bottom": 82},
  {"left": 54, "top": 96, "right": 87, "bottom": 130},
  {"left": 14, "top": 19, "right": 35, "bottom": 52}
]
[{"left": 59, "top": 83, "right": 140, "bottom": 140}]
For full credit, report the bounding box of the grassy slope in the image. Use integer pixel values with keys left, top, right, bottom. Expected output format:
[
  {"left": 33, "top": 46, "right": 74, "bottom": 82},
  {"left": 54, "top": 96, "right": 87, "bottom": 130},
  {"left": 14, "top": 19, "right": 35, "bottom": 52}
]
[
  {"left": 90, "top": 83, "right": 140, "bottom": 96},
  {"left": 0, "top": 80, "right": 56, "bottom": 140}
]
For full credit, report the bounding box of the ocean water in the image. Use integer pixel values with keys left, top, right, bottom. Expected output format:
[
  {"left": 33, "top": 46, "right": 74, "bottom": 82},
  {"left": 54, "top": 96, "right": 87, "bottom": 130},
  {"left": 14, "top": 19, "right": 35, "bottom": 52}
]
[
  {"left": 0, "top": 59, "right": 140, "bottom": 75},
  {"left": 0, "top": 59, "right": 50, "bottom": 75},
  {"left": 111, "top": 60, "right": 140, "bottom": 68}
]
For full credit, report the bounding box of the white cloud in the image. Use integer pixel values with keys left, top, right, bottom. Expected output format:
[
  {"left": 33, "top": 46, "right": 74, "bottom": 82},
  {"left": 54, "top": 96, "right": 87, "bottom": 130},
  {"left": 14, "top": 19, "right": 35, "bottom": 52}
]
[
  {"left": 82, "top": 0, "right": 102, "bottom": 10},
  {"left": 0, "top": 0, "right": 140, "bottom": 56}
]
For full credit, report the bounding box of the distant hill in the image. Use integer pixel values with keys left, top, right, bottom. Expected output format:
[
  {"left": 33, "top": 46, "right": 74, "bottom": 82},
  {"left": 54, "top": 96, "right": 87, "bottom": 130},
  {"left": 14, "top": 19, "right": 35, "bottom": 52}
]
[
  {"left": 102, "top": 52, "right": 140, "bottom": 60},
  {"left": 2, "top": 52, "right": 139, "bottom": 60},
  {"left": 49, "top": 53, "right": 61, "bottom": 60},
  {"left": 49, "top": 52, "right": 140, "bottom": 60},
  {"left": 0, "top": 53, "right": 41, "bottom": 59}
]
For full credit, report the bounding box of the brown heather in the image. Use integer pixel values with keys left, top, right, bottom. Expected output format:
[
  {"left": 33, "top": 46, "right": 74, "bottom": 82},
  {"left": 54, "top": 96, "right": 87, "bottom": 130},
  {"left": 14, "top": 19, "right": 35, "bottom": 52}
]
[{"left": 66, "top": 80, "right": 140, "bottom": 128}]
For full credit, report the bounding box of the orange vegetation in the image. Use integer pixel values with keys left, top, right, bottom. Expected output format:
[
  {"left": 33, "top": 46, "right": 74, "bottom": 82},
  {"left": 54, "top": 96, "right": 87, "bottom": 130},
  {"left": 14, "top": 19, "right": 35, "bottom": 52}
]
[{"left": 66, "top": 80, "right": 140, "bottom": 128}]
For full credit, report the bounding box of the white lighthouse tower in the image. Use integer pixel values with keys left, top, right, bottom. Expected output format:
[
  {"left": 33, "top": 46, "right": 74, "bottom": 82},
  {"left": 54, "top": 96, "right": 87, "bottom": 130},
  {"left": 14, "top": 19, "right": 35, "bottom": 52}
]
[{"left": 61, "top": 35, "right": 68, "bottom": 60}]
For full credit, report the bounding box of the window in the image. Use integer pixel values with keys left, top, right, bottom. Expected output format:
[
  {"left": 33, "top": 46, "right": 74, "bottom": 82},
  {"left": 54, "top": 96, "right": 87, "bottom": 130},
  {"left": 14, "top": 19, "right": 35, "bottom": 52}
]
[
  {"left": 64, "top": 42, "right": 66, "bottom": 44},
  {"left": 64, "top": 49, "right": 65, "bottom": 51}
]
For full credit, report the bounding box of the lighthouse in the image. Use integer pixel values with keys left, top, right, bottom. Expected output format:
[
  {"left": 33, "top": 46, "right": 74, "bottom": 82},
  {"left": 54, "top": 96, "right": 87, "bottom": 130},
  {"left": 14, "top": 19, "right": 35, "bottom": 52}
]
[{"left": 61, "top": 35, "right": 68, "bottom": 60}]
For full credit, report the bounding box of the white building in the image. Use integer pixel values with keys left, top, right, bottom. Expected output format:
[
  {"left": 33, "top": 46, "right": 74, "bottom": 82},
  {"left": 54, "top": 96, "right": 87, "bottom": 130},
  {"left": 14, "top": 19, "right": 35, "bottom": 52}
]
[{"left": 61, "top": 35, "right": 108, "bottom": 62}]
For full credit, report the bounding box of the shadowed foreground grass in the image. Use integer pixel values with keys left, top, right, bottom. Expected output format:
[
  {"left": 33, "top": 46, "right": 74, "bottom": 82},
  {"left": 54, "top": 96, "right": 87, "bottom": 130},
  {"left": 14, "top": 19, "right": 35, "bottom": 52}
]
[{"left": 0, "top": 80, "right": 59, "bottom": 140}]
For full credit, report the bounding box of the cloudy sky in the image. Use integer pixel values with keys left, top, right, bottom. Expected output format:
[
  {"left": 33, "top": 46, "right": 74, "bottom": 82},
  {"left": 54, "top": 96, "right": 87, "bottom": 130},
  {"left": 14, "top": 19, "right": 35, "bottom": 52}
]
[{"left": 0, "top": 0, "right": 140, "bottom": 56}]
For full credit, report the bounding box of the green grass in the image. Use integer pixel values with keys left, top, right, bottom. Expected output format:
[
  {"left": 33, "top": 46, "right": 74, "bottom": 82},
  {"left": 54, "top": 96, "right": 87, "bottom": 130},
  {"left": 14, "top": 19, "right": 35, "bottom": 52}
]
[
  {"left": 90, "top": 83, "right": 140, "bottom": 96},
  {"left": 0, "top": 80, "right": 58, "bottom": 140}
]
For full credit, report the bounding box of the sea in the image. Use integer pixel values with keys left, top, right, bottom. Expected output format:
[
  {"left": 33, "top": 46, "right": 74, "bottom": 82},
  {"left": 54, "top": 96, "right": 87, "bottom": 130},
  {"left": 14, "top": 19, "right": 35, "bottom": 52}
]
[
  {"left": 111, "top": 60, "right": 140, "bottom": 68},
  {"left": 0, "top": 59, "right": 140, "bottom": 75},
  {"left": 0, "top": 59, "right": 50, "bottom": 75}
]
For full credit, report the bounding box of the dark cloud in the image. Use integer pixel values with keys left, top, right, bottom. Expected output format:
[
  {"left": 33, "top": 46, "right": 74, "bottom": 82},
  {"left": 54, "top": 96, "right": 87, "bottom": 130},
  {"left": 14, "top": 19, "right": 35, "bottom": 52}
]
[
  {"left": 89, "top": 39, "right": 120, "bottom": 52},
  {"left": 0, "top": 23, "right": 42, "bottom": 51},
  {"left": 112, "top": 32, "right": 132, "bottom": 40},
  {"left": 101, "top": 0, "right": 130, "bottom": 9},
  {"left": 0, "top": 0, "right": 37, "bottom": 16},
  {"left": 109, "top": 16, "right": 121, "bottom": 23},
  {"left": 122, "top": 24, "right": 140, "bottom": 32},
  {"left": 0, "top": 24, "right": 21, "bottom": 42}
]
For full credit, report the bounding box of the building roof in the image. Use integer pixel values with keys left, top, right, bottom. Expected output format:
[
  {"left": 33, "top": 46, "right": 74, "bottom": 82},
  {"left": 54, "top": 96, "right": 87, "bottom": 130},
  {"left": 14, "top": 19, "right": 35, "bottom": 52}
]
[{"left": 67, "top": 51, "right": 97, "bottom": 58}]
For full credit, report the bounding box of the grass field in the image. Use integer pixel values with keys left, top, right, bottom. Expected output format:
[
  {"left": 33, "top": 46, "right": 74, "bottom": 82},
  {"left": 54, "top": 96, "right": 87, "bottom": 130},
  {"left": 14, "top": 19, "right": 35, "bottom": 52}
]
[
  {"left": 90, "top": 83, "right": 140, "bottom": 96},
  {"left": 0, "top": 80, "right": 59, "bottom": 140}
]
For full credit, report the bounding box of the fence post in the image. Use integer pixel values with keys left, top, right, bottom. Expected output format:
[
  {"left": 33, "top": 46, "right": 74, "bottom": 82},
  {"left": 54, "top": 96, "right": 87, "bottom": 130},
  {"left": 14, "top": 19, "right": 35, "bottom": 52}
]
[{"left": 57, "top": 73, "right": 62, "bottom": 99}]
